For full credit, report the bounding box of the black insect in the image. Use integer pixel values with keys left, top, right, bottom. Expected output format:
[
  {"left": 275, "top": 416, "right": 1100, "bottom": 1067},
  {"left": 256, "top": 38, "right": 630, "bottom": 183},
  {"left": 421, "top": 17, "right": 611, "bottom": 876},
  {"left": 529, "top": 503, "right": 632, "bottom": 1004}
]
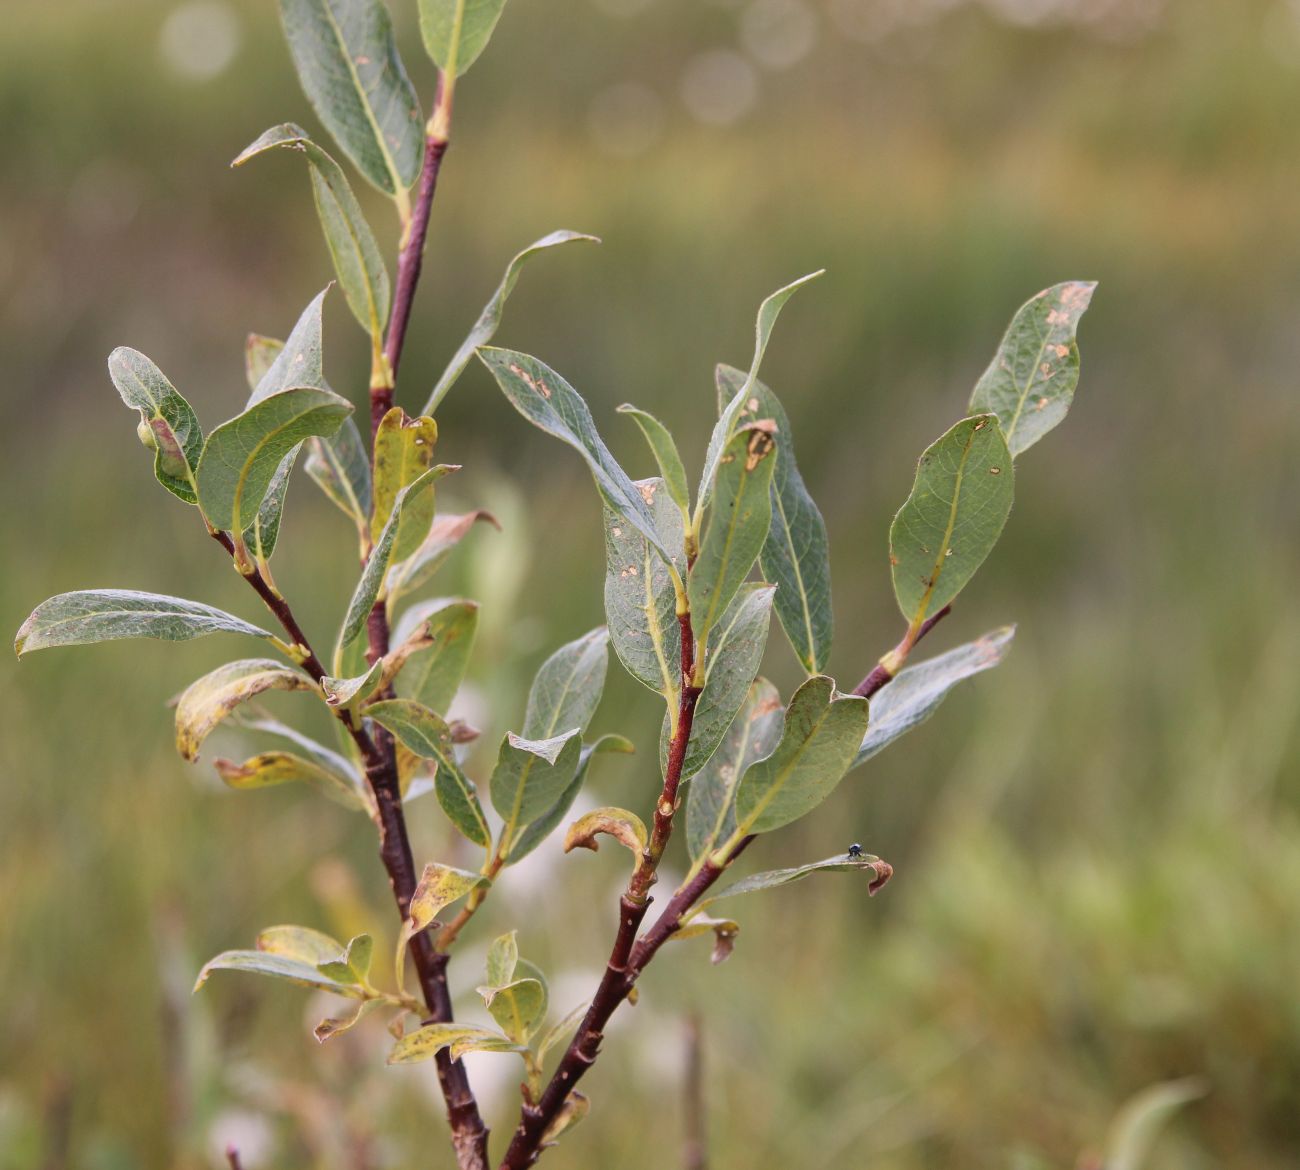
[{"left": 847, "top": 843, "right": 863, "bottom": 860}]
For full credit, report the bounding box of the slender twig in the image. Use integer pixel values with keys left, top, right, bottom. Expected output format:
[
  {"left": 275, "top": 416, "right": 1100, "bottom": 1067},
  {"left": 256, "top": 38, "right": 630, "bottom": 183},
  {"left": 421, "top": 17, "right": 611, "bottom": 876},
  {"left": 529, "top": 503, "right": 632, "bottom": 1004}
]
[{"left": 852, "top": 604, "right": 952, "bottom": 699}]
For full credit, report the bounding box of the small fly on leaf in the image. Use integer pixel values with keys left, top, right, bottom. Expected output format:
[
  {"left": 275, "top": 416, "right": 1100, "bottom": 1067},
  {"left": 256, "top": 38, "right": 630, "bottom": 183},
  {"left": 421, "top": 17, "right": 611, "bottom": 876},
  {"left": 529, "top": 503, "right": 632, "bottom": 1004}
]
[{"left": 847, "top": 843, "right": 863, "bottom": 860}]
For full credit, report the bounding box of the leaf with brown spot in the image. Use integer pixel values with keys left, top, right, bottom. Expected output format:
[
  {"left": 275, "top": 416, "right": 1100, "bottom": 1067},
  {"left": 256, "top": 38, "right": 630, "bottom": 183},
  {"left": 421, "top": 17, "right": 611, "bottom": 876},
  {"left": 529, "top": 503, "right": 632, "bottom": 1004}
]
[{"left": 175, "top": 658, "right": 314, "bottom": 762}]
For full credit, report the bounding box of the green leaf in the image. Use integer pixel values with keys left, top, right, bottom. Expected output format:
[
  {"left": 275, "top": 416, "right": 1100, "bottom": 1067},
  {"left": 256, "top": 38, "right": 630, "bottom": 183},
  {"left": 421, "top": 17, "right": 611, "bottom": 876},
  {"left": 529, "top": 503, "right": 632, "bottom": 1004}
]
[
  {"left": 14, "top": 590, "right": 271, "bottom": 657},
  {"left": 733, "top": 677, "right": 870, "bottom": 836},
  {"left": 686, "top": 677, "right": 783, "bottom": 861},
  {"left": 321, "top": 658, "right": 384, "bottom": 708},
  {"left": 388, "top": 1022, "right": 523, "bottom": 1064},
  {"left": 889, "top": 415, "right": 1014, "bottom": 627},
  {"left": 540, "top": 1092, "right": 590, "bottom": 1145},
  {"left": 697, "top": 271, "right": 822, "bottom": 516},
  {"left": 278, "top": 0, "right": 424, "bottom": 196},
  {"left": 197, "top": 386, "right": 352, "bottom": 535},
  {"left": 563, "top": 806, "right": 647, "bottom": 859},
  {"left": 669, "top": 913, "right": 740, "bottom": 964},
  {"left": 688, "top": 425, "right": 778, "bottom": 656},
  {"left": 522, "top": 627, "right": 610, "bottom": 741},
  {"left": 490, "top": 730, "right": 583, "bottom": 847},
  {"left": 506, "top": 735, "right": 634, "bottom": 863},
  {"left": 245, "top": 334, "right": 285, "bottom": 389},
  {"left": 852, "top": 626, "right": 1015, "bottom": 768},
  {"left": 213, "top": 750, "right": 372, "bottom": 812},
  {"left": 603, "top": 479, "right": 685, "bottom": 704},
  {"left": 234, "top": 125, "right": 391, "bottom": 341},
  {"left": 107, "top": 347, "right": 203, "bottom": 504},
  {"left": 339, "top": 467, "right": 448, "bottom": 646},
  {"left": 317, "top": 933, "right": 374, "bottom": 983},
  {"left": 716, "top": 363, "right": 831, "bottom": 673},
  {"left": 248, "top": 289, "right": 328, "bottom": 403},
  {"left": 407, "top": 862, "right": 489, "bottom": 932},
  {"left": 195, "top": 925, "right": 368, "bottom": 997},
  {"left": 617, "top": 405, "right": 690, "bottom": 516},
  {"left": 306, "top": 417, "right": 372, "bottom": 539},
  {"left": 423, "top": 230, "right": 599, "bottom": 415},
  {"left": 1102, "top": 1078, "right": 1206, "bottom": 1170},
  {"left": 417, "top": 0, "right": 510, "bottom": 77},
  {"left": 241, "top": 715, "right": 362, "bottom": 787},
  {"left": 366, "top": 698, "right": 491, "bottom": 846},
  {"left": 388, "top": 510, "right": 499, "bottom": 601},
  {"left": 392, "top": 598, "right": 479, "bottom": 715},
  {"left": 485, "top": 932, "right": 518, "bottom": 987},
  {"left": 675, "top": 584, "right": 775, "bottom": 780},
  {"left": 175, "top": 658, "right": 314, "bottom": 761},
  {"left": 700, "top": 851, "right": 891, "bottom": 908},
  {"left": 243, "top": 449, "right": 298, "bottom": 564},
  {"left": 536, "top": 1001, "right": 587, "bottom": 1063},
  {"left": 478, "top": 977, "right": 546, "bottom": 1044},
  {"left": 969, "top": 281, "right": 1097, "bottom": 457},
  {"left": 478, "top": 348, "right": 671, "bottom": 559},
  {"left": 371, "top": 409, "right": 439, "bottom": 556}
]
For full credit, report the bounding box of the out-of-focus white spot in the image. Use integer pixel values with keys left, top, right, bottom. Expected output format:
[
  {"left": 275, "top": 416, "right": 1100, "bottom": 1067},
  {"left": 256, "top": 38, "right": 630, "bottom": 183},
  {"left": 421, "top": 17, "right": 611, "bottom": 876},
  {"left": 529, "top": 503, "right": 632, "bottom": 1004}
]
[
  {"left": 159, "top": 0, "right": 240, "bottom": 82},
  {"left": 741, "top": 0, "right": 818, "bottom": 70},
  {"left": 680, "top": 50, "right": 760, "bottom": 126},
  {"left": 208, "top": 1110, "right": 275, "bottom": 1168},
  {"left": 588, "top": 83, "right": 666, "bottom": 158}
]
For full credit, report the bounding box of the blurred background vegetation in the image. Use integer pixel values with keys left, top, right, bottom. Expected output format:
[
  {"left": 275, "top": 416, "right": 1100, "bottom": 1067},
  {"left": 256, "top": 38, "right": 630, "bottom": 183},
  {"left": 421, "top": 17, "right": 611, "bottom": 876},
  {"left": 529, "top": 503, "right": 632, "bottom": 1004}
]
[{"left": 3, "top": 0, "right": 1299, "bottom": 1166}]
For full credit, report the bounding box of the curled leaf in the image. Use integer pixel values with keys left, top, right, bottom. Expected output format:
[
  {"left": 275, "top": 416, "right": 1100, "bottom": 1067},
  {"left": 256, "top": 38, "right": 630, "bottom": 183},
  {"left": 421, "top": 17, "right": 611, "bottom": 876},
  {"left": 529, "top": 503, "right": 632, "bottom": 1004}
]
[{"left": 563, "top": 807, "right": 648, "bottom": 859}]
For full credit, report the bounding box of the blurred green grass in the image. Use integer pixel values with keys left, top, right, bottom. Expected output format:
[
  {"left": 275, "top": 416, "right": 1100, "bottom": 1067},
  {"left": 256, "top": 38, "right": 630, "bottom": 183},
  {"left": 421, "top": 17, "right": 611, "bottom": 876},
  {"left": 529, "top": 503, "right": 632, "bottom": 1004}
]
[{"left": 3, "top": 0, "right": 1300, "bottom": 1166}]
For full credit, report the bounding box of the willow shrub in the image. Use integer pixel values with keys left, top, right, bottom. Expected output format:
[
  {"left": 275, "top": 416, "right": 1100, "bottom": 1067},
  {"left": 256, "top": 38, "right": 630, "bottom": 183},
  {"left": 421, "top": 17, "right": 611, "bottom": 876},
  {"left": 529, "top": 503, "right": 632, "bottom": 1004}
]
[{"left": 14, "top": 2, "right": 1096, "bottom": 1167}]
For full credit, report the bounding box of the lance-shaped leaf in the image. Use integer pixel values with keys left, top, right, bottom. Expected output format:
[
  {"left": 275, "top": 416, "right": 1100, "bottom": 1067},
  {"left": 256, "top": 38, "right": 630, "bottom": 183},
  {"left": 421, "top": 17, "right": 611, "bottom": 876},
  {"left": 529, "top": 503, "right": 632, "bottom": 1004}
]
[
  {"left": 541, "top": 1093, "right": 590, "bottom": 1145},
  {"left": 686, "top": 677, "right": 783, "bottom": 860},
  {"left": 604, "top": 479, "right": 684, "bottom": 703},
  {"left": 408, "top": 862, "right": 488, "bottom": 932},
  {"left": 491, "top": 730, "right": 583, "bottom": 847},
  {"left": 367, "top": 698, "right": 491, "bottom": 846},
  {"left": 617, "top": 405, "right": 689, "bottom": 516},
  {"left": 522, "top": 628, "right": 610, "bottom": 741},
  {"left": 423, "top": 231, "right": 599, "bottom": 415},
  {"left": 245, "top": 334, "right": 285, "bottom": 389},
  {"left": 392, "top": 598, "right": 479, "bottom": 714},
  {"left": 564, "top": 806, "right": 647, "bottom": 859},
  {"left": 486, "top": 932, "right": 518, "bottom": 986},
  {"left": 478, "top": 348, "right": 669, "bottom": 559},
  {"left": 235, "top": 125, "right": 391, "bottom": 341},
  {"left": 688, "top": 424, "right": 777, "bottom": 655},
  {"left": 108, "top": 347, "right": 203, "bottom": 504},
  {"left": 243, "top": 449, "right": 298, "bottom": 564},
  {"left": 673, "top": 584, "right": 775, "bottom": 779},
  {"left": 479, "top": 977, "right": 547, "bottom": 1044},
  {"left": 418, "top": 0, "right": 510, "bottom": 77},
  {"left": 248, "top": 289, "right": 328, "bottom": 403},
  {"left": 969, "top": 281, "right": 1096, "bottom": 457},
  {"left": 388, "top": 509, "right": 498, "bottom": 601},
  {"left": 717, "top": 363, "right": 831, "bottom": 673},
  {"left": 15, "top": 590, "right": 271, "bottom": 656},
  {"left": 278, "top": 0, "right": 424, "bottom": 195},
  {"left": 388, "top": 1022, "right": 523, "bottom": 1064},
  {"left": 889, "top": 415, "right": 1014, "bottom": 627},
  {"left": 214, "top": 750, "right": 372, "bottom": 812},
  {"left": 537, "top": 1001, "right": 588, "bottom": 1063},
  {"left": 371, "top": 408, "right": 439, "bottom": 556},
  {"left": 699, "top": 852, "right": 892, "bottom": 909},
  {"left": 306, "top": 418, "right": 372, "bottom": 539},
  {"left": 175, "top": 658, "right": 314, "bottom": 761},
  {"left": 195, "top": 924, "right": 367, "bottom": 997},
  {"left": 197, "top": 386, "right": 352, "bottom": 534},
  {"left": 697, "top": 271, "right": 823, "bottom": 516},
  {"left": 339, "top": 467, "right": 450, "bottom": 646},
  {"left": 852, "top": 626, "right": 1015, "bottom": 768},
  {"left": 321, "top": 658, "right": 384, "bottom": 709},
  {"left": 241, "top": 716, "right": 361, "bottom": 788},
  {"left": 506, "top": 735, "right": 634, "bottom": 863},
  {"left": 733, "top": 677, "right": 870, "bottom": 836}
]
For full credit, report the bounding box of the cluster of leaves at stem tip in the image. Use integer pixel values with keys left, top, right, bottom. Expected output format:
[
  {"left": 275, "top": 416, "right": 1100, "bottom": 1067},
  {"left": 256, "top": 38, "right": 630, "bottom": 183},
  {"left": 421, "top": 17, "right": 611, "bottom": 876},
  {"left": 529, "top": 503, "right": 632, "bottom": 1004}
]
[{"left": 12, "top": 0, "right": 1096, "bottom": 1164}]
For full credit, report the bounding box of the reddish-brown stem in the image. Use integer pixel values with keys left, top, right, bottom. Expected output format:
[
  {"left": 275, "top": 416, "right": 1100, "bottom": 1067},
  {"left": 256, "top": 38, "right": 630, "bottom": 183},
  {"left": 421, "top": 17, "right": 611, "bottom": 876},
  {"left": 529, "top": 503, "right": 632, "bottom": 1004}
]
[
  {"left": 852, "top": 604, "right": 952, "bottom": 699},
  {"left": 374, "top": 127, "right": 449, "bottom": 441}
]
